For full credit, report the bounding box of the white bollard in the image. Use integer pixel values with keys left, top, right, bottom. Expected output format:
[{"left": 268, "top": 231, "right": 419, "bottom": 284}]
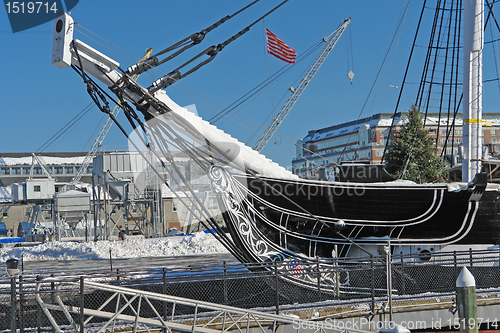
[{"left": 456, "top": 266, "right": 478, "bottom": 333}]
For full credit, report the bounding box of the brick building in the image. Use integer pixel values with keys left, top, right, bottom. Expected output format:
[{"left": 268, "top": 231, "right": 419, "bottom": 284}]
[{"left": 292, "top": 112, "right": 500, "bottom": 180}]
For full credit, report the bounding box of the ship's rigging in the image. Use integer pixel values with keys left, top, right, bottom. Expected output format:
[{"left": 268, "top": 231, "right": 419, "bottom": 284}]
[
  {"left": 52, "top": 0, "right": 500, "bottom": 295},
  {"left": 126, "top": 0, "right": 289, "bottom": 92},
  {"left": 382, "top": 0, "right": 500, "bottom": 178},
  {"left": 59, "top": 1, "right": 311, "bottom": 263}
]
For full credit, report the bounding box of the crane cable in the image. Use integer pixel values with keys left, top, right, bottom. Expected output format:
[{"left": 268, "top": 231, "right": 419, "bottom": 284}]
[{"left": 36, "top": 102, "right": 95, "bottom": 153}]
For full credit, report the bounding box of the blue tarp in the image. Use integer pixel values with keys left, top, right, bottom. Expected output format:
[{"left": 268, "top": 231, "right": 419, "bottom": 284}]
[
  {"left": 0, "top": 222, "right": 7, "bottom": 237},
  {"left": 0, "top": 237, "right": 23, "bottom": 243}
]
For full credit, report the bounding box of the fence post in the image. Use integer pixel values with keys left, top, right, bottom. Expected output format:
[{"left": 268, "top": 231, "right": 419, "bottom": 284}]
[
  {"left": 335, "top": 257, "right": 340, "bottom": 299},
  {"left": 469, "top": 248, "right": 473, "bottom": 268},
  {"left": 316, "top": 259, "right": 321, "bottom": 293},
  {"left": 37, "top": 276, "right": 41, "bottom": 333},
  {"left": 80, "top": 276, "right": 84, "bottom": 333},
  {"left": 19, "top": 275, "right": 24, "bottom": 333},
  {"left": 116, "top": 269, "right": 121, "bottom": 285},
  {"left": 223, "top": 261, "right": 228, "bottom": 305},
  {"left": 385, "top": 243, "right": 393, "bottom": 322},
  {"left": 163, "top": 268, "right": 167, "bottom": 333},
  {"left": 11, "top": 277, "right": 16, "bottom": 333},
  {"left": 454, "top": 251, "right": 458, "bottom": 280},
  {"left": 109, "top": 249, "right": 113, "bottom": 271},
  {"left": 274, "top": 261, "right": 279, "bottom": 315},
  {"left": 50, "top": 274, "right": 55, "bottom": 333},
  {"left": 371, "top": 257, "right": 375, "bottom": 314},
  {"left": 400, "top": 251, "right": 405, "bottom": 294}
]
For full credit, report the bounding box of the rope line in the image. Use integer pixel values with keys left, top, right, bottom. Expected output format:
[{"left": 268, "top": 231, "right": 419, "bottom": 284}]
[{"left": 71, "top": 11, "right": 337, "bottom": 170}]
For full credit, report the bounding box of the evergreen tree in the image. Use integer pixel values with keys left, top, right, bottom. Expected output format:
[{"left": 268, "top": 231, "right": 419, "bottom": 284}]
[{"left": 385, "top": 105, "right": 447, "bottom": 183}]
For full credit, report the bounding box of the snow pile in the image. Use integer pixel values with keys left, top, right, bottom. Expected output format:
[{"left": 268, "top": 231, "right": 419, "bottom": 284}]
[
  {"left": 0, "top": 232, "right": 229, "bottom": 262},
  {"left": 0, "top": 186, "right": 11, "bottom": 202},
  {"left": 0, "top": 156, "right": 86, "bottom": 166}
]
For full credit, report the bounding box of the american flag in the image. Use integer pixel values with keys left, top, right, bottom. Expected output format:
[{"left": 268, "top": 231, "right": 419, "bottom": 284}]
[
  {"left": 266, "top": 28, "right": 296, "bottom": 63},
  {"left": 288, "top": 261, "right": 304, "bottom": 277}
]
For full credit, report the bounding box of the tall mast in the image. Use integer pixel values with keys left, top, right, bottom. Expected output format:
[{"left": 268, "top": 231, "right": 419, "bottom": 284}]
[{"left": 462, "top": 0, "right": 484, "bottom": 182}]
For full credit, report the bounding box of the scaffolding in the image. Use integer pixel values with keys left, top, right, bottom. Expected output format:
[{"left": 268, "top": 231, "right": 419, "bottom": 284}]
[{"left": 91, "top": 151, "right": 163, "bottom": 240}]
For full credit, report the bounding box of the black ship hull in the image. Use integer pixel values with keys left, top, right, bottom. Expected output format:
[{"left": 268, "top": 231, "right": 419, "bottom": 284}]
[{"left": 209, "top": 167, "right": 500, "bottom": 265}]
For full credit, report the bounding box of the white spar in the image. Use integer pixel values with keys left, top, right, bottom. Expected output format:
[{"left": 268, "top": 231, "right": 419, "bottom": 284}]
[{"left": 52, "top": 13, "right": 298, "bottom": 180}]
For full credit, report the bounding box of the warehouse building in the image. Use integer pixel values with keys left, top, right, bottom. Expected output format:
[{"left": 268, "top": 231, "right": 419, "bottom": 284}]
[{"left": 292, "top": 112, "right": 500, "bottom": 180}]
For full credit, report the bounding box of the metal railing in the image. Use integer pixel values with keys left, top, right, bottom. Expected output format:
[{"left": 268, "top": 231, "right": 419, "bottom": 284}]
[{"left": 1, "top": 247, "right": 500, "bottom": 332}]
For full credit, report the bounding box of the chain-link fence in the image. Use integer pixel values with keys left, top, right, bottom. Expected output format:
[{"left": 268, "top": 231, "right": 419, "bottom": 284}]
[{"left": 2, "top": 247, "right": 500, "bottom": 332}]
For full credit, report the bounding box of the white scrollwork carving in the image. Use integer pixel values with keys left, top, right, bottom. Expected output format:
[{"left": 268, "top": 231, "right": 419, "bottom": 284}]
[{"left": 207, "top": 167, "right": 339, "bottom": 290}]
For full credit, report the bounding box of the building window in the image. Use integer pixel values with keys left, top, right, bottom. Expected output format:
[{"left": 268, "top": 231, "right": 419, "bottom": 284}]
[
  {"left": 54, "top": 167, "right": 63, "bottom": 174},
  {"left": 491, "top": 129, "right": 496, "bottom": 135},
  {"left": 379, "top": 129, "right": 390, "bottom": 137},
  {"left": 376, "top": 150, "right": 383, "bottom": 157},
  {"left": 0, "top": 168, "right": 9, "bottom": 175},
  {"left": 172, "top": 202, "right": 177, "bottom": 212},
  {"left": 11, "top": 167, "right": 21, "bottom": 175},
  {"left": 2, "top": 208, "right": 7, "bottom": 217},
  {"left": 429, "top": 129, "right": 436, "bottom": 135},
  {"left": 65, "top": 167, "right": 74, "bottom": 174},
  {"left": 86, "top": 166, "right": 93, "bottom": 174},
  {"left": 33, "top": 167, "right": 43, "bottom": 175},
  {"left": 34, "top": 185, "right": 41, "bottom": 192}
]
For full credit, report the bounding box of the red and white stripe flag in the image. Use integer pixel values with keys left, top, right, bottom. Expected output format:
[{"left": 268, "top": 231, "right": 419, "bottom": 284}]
[{"left": 266, "top": 28, "right": 296, "bottom": 63}]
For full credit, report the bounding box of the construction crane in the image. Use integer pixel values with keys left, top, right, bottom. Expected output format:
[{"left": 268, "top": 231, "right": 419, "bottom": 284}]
[
  {"left": 253, "top": 18, "right": 351, "bottom": 152},
  {"left": 67, "top": 48, "right": 153, "bottom": 189},
  {"left": 30, "top": 153, "right": 56, "bottom": 181}
]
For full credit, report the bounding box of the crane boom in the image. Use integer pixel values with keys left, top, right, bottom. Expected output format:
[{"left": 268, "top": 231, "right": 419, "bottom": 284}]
[
  {"left": 30, "top": 153, "right": 56, "bottom": 181},
  {"left": 68, "top": 48, "right": 153, "bottom": 187},
  {"left": 253, "top": 18, "right": 351, "bottom": 152}
]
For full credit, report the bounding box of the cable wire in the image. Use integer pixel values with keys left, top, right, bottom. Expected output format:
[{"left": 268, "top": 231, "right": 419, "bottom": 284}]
[{"left": 36, "top": 102, "right": 95, "bottom": 153}]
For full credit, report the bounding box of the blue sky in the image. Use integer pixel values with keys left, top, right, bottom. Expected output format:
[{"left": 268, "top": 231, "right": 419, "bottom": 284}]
[{"left": 1, "top": 1, "right": 496, "bottom": 167}]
